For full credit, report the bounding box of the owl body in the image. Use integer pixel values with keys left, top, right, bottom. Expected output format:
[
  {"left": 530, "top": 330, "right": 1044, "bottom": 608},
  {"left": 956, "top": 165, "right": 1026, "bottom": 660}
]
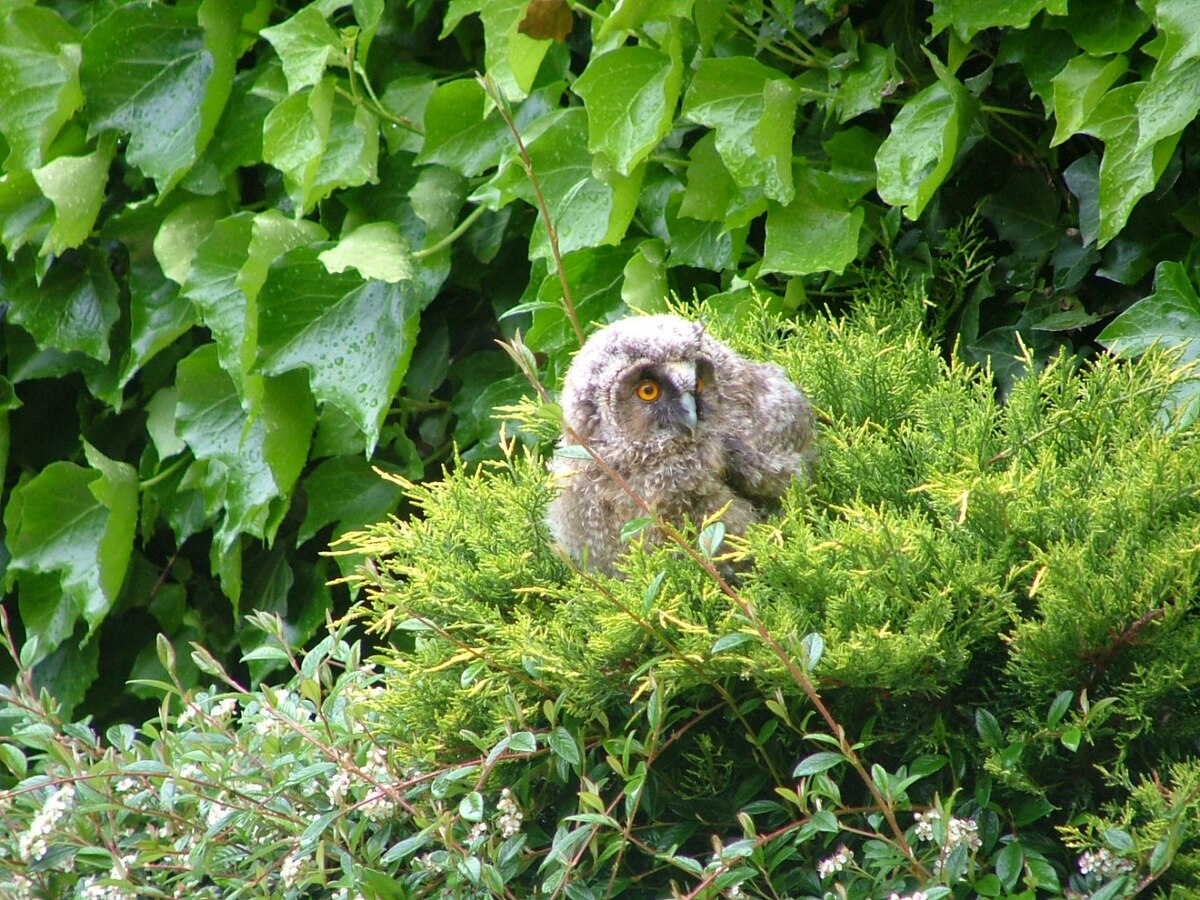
[{"left": 546, "top": 314, "right": 813, "bottom": 573}]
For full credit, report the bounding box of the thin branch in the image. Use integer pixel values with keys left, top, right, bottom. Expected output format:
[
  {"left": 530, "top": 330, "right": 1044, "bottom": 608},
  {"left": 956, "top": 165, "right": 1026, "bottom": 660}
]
[{"left": 478, "top": 73, "right": 585, "bottom": 348}]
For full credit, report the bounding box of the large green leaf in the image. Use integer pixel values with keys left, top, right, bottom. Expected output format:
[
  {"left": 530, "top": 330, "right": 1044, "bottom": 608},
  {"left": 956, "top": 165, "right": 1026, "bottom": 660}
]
[
  {"left": 4, "top": 444, "right": 137, "bottom": 662},
  {"left": 1098, "top": 261, "right": 1200, "bottom": 361},
  {"left": 0, "top": 6, "right": 83, "bottom": 171},
  {"left": 0, "top": 169, "right": 52, "bottom": 256},
  {"left": 182, "top": 210, "right": 325, "bottom": 401},
  {"left": 875, "top": 67, "right": 977, "bottom": 220},
  {"left": 762, "top": 166, "right": 863, "bottom": 276},
  {"left": 417, "top": 79, "right": 510, "bottom": 176},
  {"left": 678, "top": 132, "right": 766, "bottom": 228},
  {"left": 176, "top": 346, "right": 315, "bottom": 564},
  {"left": 80, "top": 2, "right": 234, "bottom": 192},
  {"left": 930, "top": 0, "right": 1060, "bottom": 42},
  {"left": 32, "top": 133, "right": 115, "bottom": 257},
  {"left": 1080, "top": 83, "right": 1181, "bottom": 246},
  {"left": 297, "top": 455, "right": 404, "bottom": 546},
  {"left": 264, "top": 77, "right": 379, "bottom": 214},
  {"left": 681, "top": 57, "right": 798, "bottom": 204},
  {"left": 1050, "top": 53, "right": 1129, "bottom": 147},
  {"left": 1059, "top": 0, "right": 1149, "bottom": 54},
  {"left": 1098, "top": 261, "right": 1200, "bottom": 423},
  {"left": 120, "top": 259, "right": 196, "bottom": 391},
  {"left": 256, "top": 245, "right": 421, "bottom": 451},
  {"left": 260, "top": 4, "right": 346, "bottom": 95},
  {"left": 2, "top": 248, "right": 119, "bottom": 362},
  {"left": 476, "top": 108, "right": 643, "bottom": 260},
  {"left": 573, "top": 43, "right": 682, "bottom": 176}
]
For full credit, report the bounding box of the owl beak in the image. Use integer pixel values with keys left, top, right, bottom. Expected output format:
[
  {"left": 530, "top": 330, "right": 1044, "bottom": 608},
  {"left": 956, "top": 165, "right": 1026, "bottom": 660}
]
[{"left": 676, "top": 391, "right": 698, "bottom": 436}]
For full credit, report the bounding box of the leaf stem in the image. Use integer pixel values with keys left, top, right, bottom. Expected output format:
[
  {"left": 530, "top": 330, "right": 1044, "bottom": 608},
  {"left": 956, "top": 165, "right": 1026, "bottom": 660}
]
[
  {"left": 480, "top": 73, "right": 586, "bottom": 348},
  {"left": 139, "top": 455, "right": 190, "bottom": 491},
  {"left": 412, "top": 204, "right": 488, "bottom": 259}
]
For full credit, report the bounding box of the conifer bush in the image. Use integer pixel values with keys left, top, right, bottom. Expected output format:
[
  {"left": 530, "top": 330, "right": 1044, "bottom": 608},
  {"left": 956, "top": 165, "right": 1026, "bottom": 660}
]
[{"left": 3, "top": 290, "right": 1199, "bottom": 897}]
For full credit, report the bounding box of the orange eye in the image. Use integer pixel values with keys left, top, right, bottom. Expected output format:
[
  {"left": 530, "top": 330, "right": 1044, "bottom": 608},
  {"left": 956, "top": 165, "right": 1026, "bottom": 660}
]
[
  {"left": 695, "top": 375, "right": 706, "bottom": 394},
  {"left": 636, "top": 380, "right": 661, "bottom": 402}
]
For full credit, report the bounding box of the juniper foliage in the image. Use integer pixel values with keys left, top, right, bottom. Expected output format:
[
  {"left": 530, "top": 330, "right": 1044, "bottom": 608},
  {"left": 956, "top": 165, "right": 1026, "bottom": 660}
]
[{"left": 341, "top": 291, "right": 1200, "bottom": 894}]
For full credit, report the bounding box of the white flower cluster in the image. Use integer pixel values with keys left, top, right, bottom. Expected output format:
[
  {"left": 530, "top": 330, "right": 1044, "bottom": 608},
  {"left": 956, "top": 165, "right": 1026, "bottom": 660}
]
[
  {"left": 280, "top": 850, "right": 306, "bottom": 887},
  {"left": 817, "top": 844, "right": 854, "bottom": 878},
  {"left": 177, "top": 696, "right": 238, "bottom": 727},
  {"left": 205, "top": 798, "right": 233, "bottom": 829},
  {"left": 888, "top": 892, "right": 929, "bottom": 900},
  {"left": 913, "top": 810, "right": 981, "bottom": 851},
  {"left": 254, "top": 688, "right": 312, "bottom": 737},
  {"left": 358, "top": 745, "right": 398, "bottom": 822},
  {"left": 1078, "top": 847, "right": 1135, "bottom": 878},
  {"left": 78, "top": 854, "right": 138, "bottom": 899},
  {"left": 327, "top": 767, "right": 353, "bottom": 806},
  {"left": 497, "top": 788, "right": 523, "bottom": 839},
  {"left": 17, "top": 784, "right": 74, "bottom": 861}
]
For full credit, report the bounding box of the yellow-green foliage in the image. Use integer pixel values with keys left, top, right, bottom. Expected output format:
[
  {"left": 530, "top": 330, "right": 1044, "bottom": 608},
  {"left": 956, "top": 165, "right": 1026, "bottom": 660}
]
[{"left": 344, "top": 295, "right": 1200, "bottom": 791}]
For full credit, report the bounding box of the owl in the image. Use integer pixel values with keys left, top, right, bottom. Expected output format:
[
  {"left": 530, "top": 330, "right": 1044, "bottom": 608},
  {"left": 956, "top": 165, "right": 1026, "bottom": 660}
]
[{"left": 546, "top": 314, "right": 815, "bottom": 574}]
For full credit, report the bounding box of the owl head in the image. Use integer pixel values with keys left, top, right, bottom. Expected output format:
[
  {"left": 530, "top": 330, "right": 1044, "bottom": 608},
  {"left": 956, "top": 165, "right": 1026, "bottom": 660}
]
[{"left": 559, "top": 315, "right": 726, "bottom": 447}]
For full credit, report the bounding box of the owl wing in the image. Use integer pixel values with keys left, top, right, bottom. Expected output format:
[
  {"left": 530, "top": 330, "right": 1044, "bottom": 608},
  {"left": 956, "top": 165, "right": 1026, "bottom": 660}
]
[{"left": 721, "top": 360, "right": 814, "bottom": 505}]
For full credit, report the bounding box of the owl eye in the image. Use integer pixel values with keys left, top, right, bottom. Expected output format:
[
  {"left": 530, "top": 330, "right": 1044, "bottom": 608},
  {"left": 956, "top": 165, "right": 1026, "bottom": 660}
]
[
  {"left": 695, "top": 375, "right": 706, "bottom": 394},
  {"left": 635, "top": 380, "right": 661, "bottom": 402}
]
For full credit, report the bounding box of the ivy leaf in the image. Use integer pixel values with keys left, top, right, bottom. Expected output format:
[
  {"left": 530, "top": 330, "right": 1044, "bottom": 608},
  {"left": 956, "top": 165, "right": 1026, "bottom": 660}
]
[
  {"left": 573, "top": 43, "right": 682, "bottom": 176},
  {"left": 0, "top": 171, "right": 52, "bottom": 256},
  {"left": 121, "top": 260, "right": 196, "bottom": 391},
  {"left": 80, "top": 2, "right": 232, "bottom": 192},
  {"left": 183, "top": 210, "right": 325, "bottom": 403},
  {"left": 263, "top": 79, "right": 379, "bottom": 215},
  {"left": 257, "top": 245, "right": 421, "bottom": 452},
  {"left": 1136, "top": 57, "right": 1200, "bottom": 152},
  {"left": 319, "top": 222, "right": 413, "bottom": 283},
  {"left": 417, "top": 79, "right": 509, "bottom": 177},
  {"left": 260, "top": 5, "right": 346, "bottom": 95},
  {"left": 1049, "top": 54, "right": 1129, "bottom": 148},
  {"left": 297, "top": 456, "right": 404, "bottom": 546},
  {"left": 678, "top": 132, "right": 766, "bottom": 227},
  {"left": 0, "top": 6, "right": 84, "bottom": 170},
  {"left": 598, "top": 0, "right": 694, "bottom": 39},
  {"left": 930, "top": 0, "right": 1056, "bottom": 42},
  {"left": 32, "top": 133, "right": 115, "bottom": 257},
  {"left": 449, "top": 0, "right": 552, "bottom": 100},
  {"left": 476, "top": 108, "right": 642, "bottom": 259},
  {"left": 3, "top": 248, "right": 119, "bottom": 363},
  {"left": 835, "top": 41, "right": 901, "bottom": 122},
  {"left": 1098, "top": 261, "right": 1200, "bottom": 363},
  {"left": 681, "top": 57, "right": 798, "bottom": 203},
  {"left": 875, "top": 64, "right": 977, "bottom": 220},
  {"left": 4, "top": 444, "right": 137, "bottom": 661},
  {"left": 1080, "top": 83, "right": 1181, "bottom": 246},
  {"left": 762, "top": 166, "right": 863, "bottom": 275},
  {"left": 176, "top": 347, "right": 315, "bottom": 570},
  {"left": 1060, "top": 0, "right": 1149, "bottom": 54}
]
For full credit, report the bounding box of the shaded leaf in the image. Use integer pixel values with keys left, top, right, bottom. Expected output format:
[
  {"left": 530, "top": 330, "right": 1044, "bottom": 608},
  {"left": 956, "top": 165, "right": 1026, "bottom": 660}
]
[
  {"left": 80, "top": 3, "right": 230, "bottom": 191},
  {"left": 4, "top": 446, "right": 137, "bottom": 661},
  {"left": 681, "top": 57, "right": 797, "bottom": 203},
  {"left": 762, "top": 166, "right": 863, "bottom": 275},
  {"left": 0, "top": 6, "right": 84, "bottom": 170},
  {"left": 257, "top": 245, "right": 421, "bottom": 451},
  {"left": 574, "top": 43, "right": 682, "bottom": 176},
  {"left": 875, "top": 65, "right": 977, "bottom": 220}
]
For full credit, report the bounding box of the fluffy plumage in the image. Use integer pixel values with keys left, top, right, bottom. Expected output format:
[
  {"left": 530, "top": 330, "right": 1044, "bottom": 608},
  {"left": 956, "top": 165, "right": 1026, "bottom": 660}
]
[{"left": 546, "top": 314, "right": 814, "bottom": 573}]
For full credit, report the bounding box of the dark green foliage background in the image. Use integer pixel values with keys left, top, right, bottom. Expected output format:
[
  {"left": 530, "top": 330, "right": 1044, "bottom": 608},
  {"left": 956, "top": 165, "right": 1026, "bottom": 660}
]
[{"left": 1, "top": 0, "right": 1199, "bottom": 726}]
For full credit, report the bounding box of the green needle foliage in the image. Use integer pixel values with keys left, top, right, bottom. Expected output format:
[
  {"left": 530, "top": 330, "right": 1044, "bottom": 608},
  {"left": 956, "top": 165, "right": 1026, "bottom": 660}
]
[
  {"left": 1, "top": 289, "right": 1198, "bottom": 897},
  {"left": 5, "top": 0, "right": 1200, "bottom": 721},
  {"left": 332, "top": 289, "right": 1200, "bottom": 896}
]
